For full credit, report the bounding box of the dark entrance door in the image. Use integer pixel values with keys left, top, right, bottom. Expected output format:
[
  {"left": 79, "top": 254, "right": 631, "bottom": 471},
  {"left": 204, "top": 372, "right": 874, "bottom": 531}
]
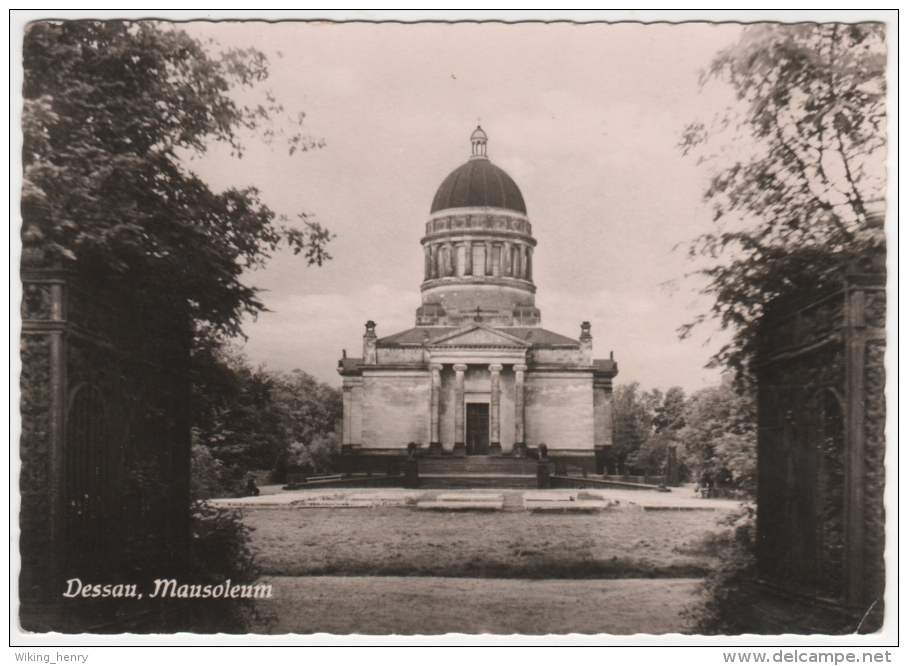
[{"left": 466, "top": 402, "right": 490, "bottom": 455}]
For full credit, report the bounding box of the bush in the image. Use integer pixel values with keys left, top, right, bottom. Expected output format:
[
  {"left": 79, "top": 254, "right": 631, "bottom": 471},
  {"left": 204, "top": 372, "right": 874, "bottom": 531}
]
[
  {"left": 191, "top": 443, "right": 245, "bottom": 499},
  {"left": 139, "top": 501, "right": 261, "bottom": 633},
  {"left": 683, "top": 503, "right": 758, "bottom": 634},
  {"left": 287, "top": 432, "right": 341, "bottom": 475},
  {"left": 181, "top": 501, "right": 260, "bottom": 632}
]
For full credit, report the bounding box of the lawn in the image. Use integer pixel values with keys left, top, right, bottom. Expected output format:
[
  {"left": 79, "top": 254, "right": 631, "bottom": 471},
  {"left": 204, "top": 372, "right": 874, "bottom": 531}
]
[
  {"left": 253, "top": 576, "right": 702, "bottom": 635},
  {"left": 243, "top": 501, "right": 731, "bottom": 579}
]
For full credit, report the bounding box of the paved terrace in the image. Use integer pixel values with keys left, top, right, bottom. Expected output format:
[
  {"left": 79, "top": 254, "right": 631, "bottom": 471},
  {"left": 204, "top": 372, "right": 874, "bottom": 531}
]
[{"left": 209, "top": 484, "right": 741, "bottom": 511}]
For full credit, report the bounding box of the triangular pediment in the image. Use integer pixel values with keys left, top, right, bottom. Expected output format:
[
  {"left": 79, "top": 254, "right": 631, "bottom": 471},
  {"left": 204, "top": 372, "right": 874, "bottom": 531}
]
[{"left": 428, "top": 323, "right": 530, "bottom": 348}]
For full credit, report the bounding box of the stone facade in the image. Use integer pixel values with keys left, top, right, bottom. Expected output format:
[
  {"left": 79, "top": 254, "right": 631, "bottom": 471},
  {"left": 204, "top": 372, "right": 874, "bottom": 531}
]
[
  {"left": 754, "top": 261, "right": 886, "bottom": 626},
  {"left": 339, "top": 128, "right": 617, "bottom": 470}
]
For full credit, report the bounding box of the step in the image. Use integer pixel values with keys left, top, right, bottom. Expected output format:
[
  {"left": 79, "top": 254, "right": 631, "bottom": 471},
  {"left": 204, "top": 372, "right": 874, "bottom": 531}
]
[
  {"left": 437, "top": 493, "right": 504, "bottom": 502},
  {"left": 418, "top": 475, "right": 537, "bottom": 489},
  {"left": 416, "top": 500, "right": 504, "bottom": 511},
  {"left": 524, "top": 499, "right": 609, "bottom": 512},
  {"left": 417, "top": 456, "right": 538, "bottom": 472},
  {"left": 523, "top": 491, "right": 579, "bottom": 502},
  {"left": 348, "top": 493, "right": 415, "bottom": 505}
]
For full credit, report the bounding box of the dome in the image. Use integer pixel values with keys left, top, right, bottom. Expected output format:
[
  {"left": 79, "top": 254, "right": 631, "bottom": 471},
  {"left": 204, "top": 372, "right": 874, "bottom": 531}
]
[
  {"left": 430, "top": 126, "right": 527, "bottom": 214},
  {"left": 430, "top": 153, "right": 527, "bottom": 214}
]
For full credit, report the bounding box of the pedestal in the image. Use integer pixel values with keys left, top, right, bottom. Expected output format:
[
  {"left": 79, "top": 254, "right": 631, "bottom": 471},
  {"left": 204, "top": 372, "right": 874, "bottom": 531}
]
[
  {"left": 536, "top": 461, "right": 552, "bottom": 489},
  {"left": 402, "top": 459, "right": 419, "bottom": 489}
]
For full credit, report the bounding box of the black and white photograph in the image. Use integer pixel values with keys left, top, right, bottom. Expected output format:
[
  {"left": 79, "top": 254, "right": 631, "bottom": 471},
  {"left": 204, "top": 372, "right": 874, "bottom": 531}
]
[{"left": 12, "top": 10, "right": 895, "bottom": 650}]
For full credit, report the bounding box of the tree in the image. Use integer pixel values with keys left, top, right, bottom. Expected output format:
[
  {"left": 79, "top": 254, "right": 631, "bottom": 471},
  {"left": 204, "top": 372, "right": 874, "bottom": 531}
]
[
  {"left": 612, "top": 384, "right": 687, "bottom": 476},
  {"left": 629, "top": 386, "right": 687, "bottom": 476},
  {"left": 653, "top": 385, "right": 686, "bottom": 434},
  {"left": 288, "top": 432, "right": 342, "bottom": 475},
  {"left": 276, "top": 369, "right": 344, "bottom": 449},
  {"left": 680, "top": 23, "right": 886, "bottom": 376},
  {"left": 191, "top": 344, "right": 342, "bottom": 476},
  {"left": 611, "top": 383, "right": 653, "bottom": 474},
  {"left": 676, "top": 375, "right": 757, "bottom": 494},
  {"left": 22, "top": 21, "right": 333, "bottom": 340}
]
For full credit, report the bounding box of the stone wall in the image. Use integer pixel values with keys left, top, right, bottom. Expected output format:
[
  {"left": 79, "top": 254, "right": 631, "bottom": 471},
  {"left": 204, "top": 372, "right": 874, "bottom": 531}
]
[
  {"left": 376, "top": 346, "right": 426, "bottom": 364},
  {"left": 360, "top": 370, "right": 431, "bottom": 449},
  {"left": 524, "top": 372, "right": 594, "bottom": 451},
  {"left": 530, "top": 348, "right": 585, "bottom": 365}
]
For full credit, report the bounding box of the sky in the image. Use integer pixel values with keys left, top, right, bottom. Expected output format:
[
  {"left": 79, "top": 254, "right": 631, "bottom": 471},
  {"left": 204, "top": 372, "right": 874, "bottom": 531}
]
[{"left": 175, "top": 21, "right": 751, "bottom": 393}]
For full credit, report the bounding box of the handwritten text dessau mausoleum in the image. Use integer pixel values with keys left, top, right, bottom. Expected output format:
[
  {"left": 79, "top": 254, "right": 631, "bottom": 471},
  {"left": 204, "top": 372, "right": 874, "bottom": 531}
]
[{"left": 339, "top": 128, "right": 617, "bottom": 470}]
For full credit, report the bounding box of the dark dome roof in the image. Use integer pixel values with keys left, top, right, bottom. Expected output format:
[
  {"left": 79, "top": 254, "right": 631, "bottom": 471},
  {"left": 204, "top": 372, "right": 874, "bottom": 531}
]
[{"left": 430, "top": 158, "right": 526, "bottom": 214}]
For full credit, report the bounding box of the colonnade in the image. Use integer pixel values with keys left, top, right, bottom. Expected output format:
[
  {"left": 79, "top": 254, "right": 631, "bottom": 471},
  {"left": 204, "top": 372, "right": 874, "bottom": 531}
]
[
  {"left": 424, "top": 241, "right": 533, "bottom": 281},
  {"left": 429, "top": 362, "right": 527, "bottom": 454}
]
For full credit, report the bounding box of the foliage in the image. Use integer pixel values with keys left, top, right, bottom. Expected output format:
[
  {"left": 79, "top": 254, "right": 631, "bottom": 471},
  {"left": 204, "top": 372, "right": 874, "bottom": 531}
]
[
  {"left": 164, "top": 501, "right": 260, "bottom": 633},
  {"left": 680, "top": 23, "right": 887, "bottom": 376},
  {"left": 288, "top": 432, "right": 342, "bottom": 473},
  {"left": 629, "top": 386, "right": 687, "bottom": 475},
  {"left": 611, "top": 383, "right": 653, "bottom": 473},
  {"left": 612, "top": 382, "right": 685, "bottom": 474},
  {"left": 611, "top": 377, "right": 755, "bottom": 487},
  {"left": 677, "top": 374, "right": 757, "bottom": 495},
  {"left": 22, "top": 20, "right": 333, "bottom": 340},
  {"left": 683, "top": 503, "right": 757, "bottom": 634},
  {"left": 613, "top": 383, "right": 687, "bottom": 476},
  {"left": 190, "top": 441, "right": 245, "bottom": 500},
  {"left": 276, "top": 370, "right": 344, "bottom": 449},
  {"left": 191, "top": 342, "right": 342, "bottom": 475}
]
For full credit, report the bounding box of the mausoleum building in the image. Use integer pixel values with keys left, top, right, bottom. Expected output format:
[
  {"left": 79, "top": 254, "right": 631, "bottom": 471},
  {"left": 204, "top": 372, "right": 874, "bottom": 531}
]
[{"left": 339, "top": 128, "right": 617, "bottom": 470}]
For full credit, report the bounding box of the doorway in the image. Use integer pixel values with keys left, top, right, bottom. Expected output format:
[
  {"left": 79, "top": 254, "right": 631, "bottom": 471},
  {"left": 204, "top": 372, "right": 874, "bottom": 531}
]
[{"left": 466, "top": 402, "right": 490, "bottom": 455}]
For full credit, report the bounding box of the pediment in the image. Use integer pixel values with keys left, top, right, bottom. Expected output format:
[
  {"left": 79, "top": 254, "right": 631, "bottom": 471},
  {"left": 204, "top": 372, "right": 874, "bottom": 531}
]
[{"left": 428, "top": 324, "right": 530, "bottom": 348}]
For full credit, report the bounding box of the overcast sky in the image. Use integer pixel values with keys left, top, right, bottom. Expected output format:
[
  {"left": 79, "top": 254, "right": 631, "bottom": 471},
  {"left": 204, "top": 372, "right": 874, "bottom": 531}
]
[{"left": 176, "top": 21, "right": 751, "bottom": 393}]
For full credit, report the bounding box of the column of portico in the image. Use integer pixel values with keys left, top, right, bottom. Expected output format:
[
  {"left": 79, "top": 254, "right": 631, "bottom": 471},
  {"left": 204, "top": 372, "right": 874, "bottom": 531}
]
[
  {"left": 429, "top": 363, "right": 443, "bottom": 455},
  {"left": 453, "top": 364, "right": 467, "bottom": 456},
  {"left": 489, "top": 364, "right": 503, "bottom": 455},
  {"left": 513, "top": 364, "right": 527, "bottom": 455}
]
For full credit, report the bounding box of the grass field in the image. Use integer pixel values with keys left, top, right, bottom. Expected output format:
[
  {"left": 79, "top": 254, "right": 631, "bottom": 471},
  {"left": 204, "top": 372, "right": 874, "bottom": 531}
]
[
  {"left": 243, "top": 502, "right": 731, "bottom": 579},
  {"left": 253, "top": 576, "right": 702, "bottom": 635}
]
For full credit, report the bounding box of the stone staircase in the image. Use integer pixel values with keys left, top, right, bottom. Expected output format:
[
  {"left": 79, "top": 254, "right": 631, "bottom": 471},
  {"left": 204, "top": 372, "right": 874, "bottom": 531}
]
[{"left": 416, "top": 455, "right": 538, "bottom": 489}]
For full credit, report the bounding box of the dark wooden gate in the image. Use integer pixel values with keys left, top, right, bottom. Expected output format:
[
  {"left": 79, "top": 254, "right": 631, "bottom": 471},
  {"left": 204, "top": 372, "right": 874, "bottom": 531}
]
[{"left": 466, "top": 402, "right": 490, "bottom": 455}]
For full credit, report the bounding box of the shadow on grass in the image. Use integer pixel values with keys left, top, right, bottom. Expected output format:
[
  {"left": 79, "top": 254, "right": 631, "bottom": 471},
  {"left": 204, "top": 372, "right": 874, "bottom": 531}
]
[{"left": 259, "top": 558, "right": 711, "bottom": 579}]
